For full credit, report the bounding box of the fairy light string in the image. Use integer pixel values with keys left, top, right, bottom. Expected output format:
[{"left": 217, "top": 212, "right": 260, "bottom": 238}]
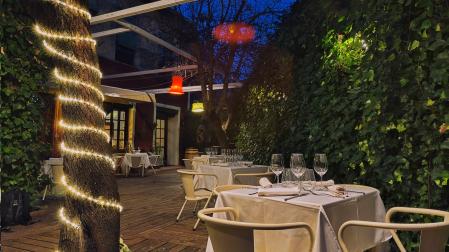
[{"left": 35, "top": 0, "right": 123, "bottom": 233}]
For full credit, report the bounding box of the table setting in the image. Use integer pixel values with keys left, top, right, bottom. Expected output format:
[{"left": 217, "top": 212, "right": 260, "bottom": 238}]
[{"left": 206, "top": 152, "right": 390, "bottom": 252}]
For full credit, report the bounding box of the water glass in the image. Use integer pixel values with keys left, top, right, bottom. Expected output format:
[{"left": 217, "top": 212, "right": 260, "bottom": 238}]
[
  {"left": 301, "top": 169, "right": 316, "bottom": 192},
  {"left": 270, "top": 154, "right": 284, "bottom": 184}
]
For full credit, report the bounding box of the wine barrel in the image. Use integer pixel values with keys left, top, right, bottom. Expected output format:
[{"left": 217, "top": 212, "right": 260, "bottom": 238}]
[{"left": 184, "top": 148, "right": 199, "bottom": 160}]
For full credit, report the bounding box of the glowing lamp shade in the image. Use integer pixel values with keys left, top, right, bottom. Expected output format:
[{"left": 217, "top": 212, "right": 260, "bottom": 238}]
[
  {"left": 191, "top": 101, "right": 204, "bottom": 113},
  {"left": 213, "top": 23, "right": 255, "bottom": 44},
  {"left": 169, "top": 75, "right": 184, "bottom": 95}
]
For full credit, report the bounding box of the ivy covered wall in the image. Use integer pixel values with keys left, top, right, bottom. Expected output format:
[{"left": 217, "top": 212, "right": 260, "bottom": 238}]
[
  {"left": 237, "top": 1, "right": 449, "bottom": 248},
  {"left": 0, "top": 0, "right": 51, "bottom": 194}
]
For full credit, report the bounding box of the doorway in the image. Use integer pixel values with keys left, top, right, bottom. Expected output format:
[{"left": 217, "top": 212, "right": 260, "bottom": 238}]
[{"left": 153, "top": 117, "right": 168, "bottom": 164}]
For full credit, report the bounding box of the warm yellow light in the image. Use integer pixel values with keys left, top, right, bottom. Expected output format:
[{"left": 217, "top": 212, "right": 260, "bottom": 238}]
[
  {"left": 45, "top": 0, "right": 91, "bottom": 19},
  {"left": 59, "top": 120, "right": 110, "bottom": 141},
  {"left": 34, "top": 24, "right": 96, "bottom": 45},
  {"left": 54, "top": 68, "right": 104, "bottom": 101},
  {"left": 191, "top": 101, "right": 205, "bottom": 113},
  {"left": 61, "top": 176, "right": 123, "bottom": 212},
  {"left": 60, "top": 142, "right": 115, "bottom": 168},
  {"left": 58, "top": 95, "right": 106, "bottom": 117},
  {"left": 59, "top": 208, "right": 81, "bottom": 230},
  {"left": 43, "top": 40, "right": 102, "bottom": 78}
]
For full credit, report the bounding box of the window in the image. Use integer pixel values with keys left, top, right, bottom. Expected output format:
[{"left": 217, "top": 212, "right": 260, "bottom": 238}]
[{"left": 105, "top": 108, "right": 128, "bottom": 152}]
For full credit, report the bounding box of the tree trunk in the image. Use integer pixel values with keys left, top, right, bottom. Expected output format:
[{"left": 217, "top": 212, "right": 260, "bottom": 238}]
[{"left": 32, "top": 0, "right": 120, "bottom": 251}]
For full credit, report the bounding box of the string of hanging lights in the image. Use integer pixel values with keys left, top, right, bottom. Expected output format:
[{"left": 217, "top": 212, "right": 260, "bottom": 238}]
[{"left": 35, "top": 0, "right": 123, "bottom": 234}]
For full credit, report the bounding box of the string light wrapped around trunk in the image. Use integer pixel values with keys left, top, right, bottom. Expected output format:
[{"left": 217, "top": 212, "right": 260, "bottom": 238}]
[
  {"left": 169, "top": 75, "right": 184, "bottom": 95},
  {"left": 34, "top": 0, "right": 123, "bottom": 237}
]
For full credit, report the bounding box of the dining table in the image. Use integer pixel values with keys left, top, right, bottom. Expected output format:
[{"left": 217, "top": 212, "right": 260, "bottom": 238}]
[
  {"left": 206, "top": 184, "right": 390, "bottom": 252},
  {"left": 195, "top": 163, "right": 269, "bottom": 191},
  {"left": 121, "top": 152, "right": 152, "bottom": 171}
]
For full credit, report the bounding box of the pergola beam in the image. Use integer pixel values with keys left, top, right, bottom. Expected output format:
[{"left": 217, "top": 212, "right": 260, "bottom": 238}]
[
  {"left": 146, "top": 82, "right": 243, "bottom": 94},
  {"left": 115, "top": 20, "right": 197, "bottom": 62},
  {"left": 90, "top": 0, "right": 197, "bottom": 25},
  {"left": 92, "top": 28, "right": 130, "bottom": 38},
  {"left": 102, "top": 65, "right": 198, "bottom": 79}
]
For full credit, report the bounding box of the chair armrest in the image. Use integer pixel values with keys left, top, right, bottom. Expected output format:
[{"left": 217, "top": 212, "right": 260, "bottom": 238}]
[
  {"left": 386, "top": 207, "right": 449, "bottom": 223},
  {"left": 199, "top": 207, "right": 239, "bottom": 221}
]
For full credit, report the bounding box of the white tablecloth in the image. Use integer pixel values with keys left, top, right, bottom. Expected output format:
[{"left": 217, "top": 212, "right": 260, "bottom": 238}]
[
  {"left": 196, "top": 164, "right": 269, "bottom": 190},
  {"left": 121, "top": 153, "right": 152, "bottom": 170},
  {"left": 192, "top": 155, "right": 225, "bottom": 170},
  {"left": 207, "top": 185, "right": 389, "bottom": 252}
]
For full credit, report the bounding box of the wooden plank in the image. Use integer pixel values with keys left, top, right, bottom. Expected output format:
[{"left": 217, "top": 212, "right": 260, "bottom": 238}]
[
  {"left": 1, "top": 169, "right": 209, "bottom": 251},
  {"left": 90, "top": 0, "right": 197, "bottom": 25},
  {"left": 92, "top": 27, "right": 130, "bottom": 38},
  {"left": 115, "top": 20, "right": 197, "bottom": 62}
]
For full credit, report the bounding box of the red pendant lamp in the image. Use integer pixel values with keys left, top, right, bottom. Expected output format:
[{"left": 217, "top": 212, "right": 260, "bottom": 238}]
[{"left": 169, "top": 75, "right": 184, "bottom": 95}]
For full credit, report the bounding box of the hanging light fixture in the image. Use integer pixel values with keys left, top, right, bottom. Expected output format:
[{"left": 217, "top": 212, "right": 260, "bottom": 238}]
[
  {"left": 191, "top": 101, "right": 204, "bottom": 113},
  {"left": 169, "top": 75, "right": 184, "bottom": 95},
  {"left": 213, "top": 23, "right": 255, "bottom": 44}
]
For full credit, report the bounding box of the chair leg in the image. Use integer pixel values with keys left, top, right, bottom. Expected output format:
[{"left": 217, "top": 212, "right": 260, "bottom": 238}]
[
  {"left": 142, "top": 167, "right": 145, "bottom": 177},
  {"left": 193, "top": 196, "right": 213, "bottom": 231},
  {"left": 193, "top": 201, "right": 198, "bottom": 213},
  {"left": 42, "top": 185, "right": 48, "bottom": 200},
  {"left": 176, "top": 199, "right": 188, "bottom": 222}
]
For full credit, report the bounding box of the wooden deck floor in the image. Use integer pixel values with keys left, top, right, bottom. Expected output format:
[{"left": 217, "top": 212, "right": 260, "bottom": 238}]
[{"left": 1, "top": 168, "right": 209, "bottom": 252}]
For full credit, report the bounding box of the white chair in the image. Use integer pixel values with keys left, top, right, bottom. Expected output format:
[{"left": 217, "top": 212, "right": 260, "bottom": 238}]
[
  {"left": 338, "top": 207, "right": 449, "bottom": 252},
  {"left": 112, "top": 154, "right": 124, "bottom": 175},
  {"left": 128, "top": 155, "right": 144, "bottom": 177},
  {"left": 147, "top": 155, "right": 158, "bottom": 175},
  {"left": 176, "top": 169, "right": 218, "bottom": 230},
  {"left": 42, "top": 165, "right": 64, "bottom": 200},
  {"left": 183, "top": 158, "right": 193, "bottom": 169},
  {"left": 198, "top": 207, "right": 314, "bottom": 252}
]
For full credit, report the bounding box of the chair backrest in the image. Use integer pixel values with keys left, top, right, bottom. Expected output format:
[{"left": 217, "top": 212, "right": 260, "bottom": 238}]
[
  {"left": 213, "top": 184, "right": 257, "bottom": 195},
  {"left": 52, "top": 165, "right": 64, "bottom": 183},
  {"left": 130, "top": 156, "right": 142, "bottom": 168},
  {"left": 338, "top": 207, "right": 449, "bottom": 252},
  {"left": 234, "top": 172, "right": 276, "bottom": 185},
  {"left": 177, "top": 169, "right": 197, "bottom": 199},
  {"left": 388, "top": 207, "right": 449, "bottom": 252},
  {"left": 182, "top": 159, "right": 192, "bottom": 169},
  {"left": 198, "top": 207, "right": 314, "bottom": 252},
  {"left": 148, "top": 155, "right": 159, "bottom": 166}
]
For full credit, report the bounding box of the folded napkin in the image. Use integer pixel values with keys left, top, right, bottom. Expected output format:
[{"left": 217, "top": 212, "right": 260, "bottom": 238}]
[
  {"left": 325, "top": 185, "right": 346, "bottom": 198},
  {"left": 314, "top": 180, "right": 335, "bottom": 187},
  {"left": 258, "top": 187, "right": 300, "bottom": 196},
  {"left": 259, "top": 177, "right": 272, "bottom": 188}
]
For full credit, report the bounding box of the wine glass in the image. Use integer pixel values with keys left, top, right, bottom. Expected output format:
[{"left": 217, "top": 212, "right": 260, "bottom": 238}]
[
  {"left": 290, "top": 153, "right": 307, "bottom": 191},
  {"left": 270, "top": 154, "right": 284, "bottom": 184},
  {"left": 313, "top": 154, "right": 328, "bottom": 190},
  {"left": 301, "top": 169, "right": 316, "bottom": 192}
]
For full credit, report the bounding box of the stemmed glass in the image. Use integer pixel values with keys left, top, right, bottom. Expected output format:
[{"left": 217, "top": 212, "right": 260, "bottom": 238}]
[
  {"left": 270, "top": 154, "right": 284, "bottom": 184},
  {"left": 290, "top": 153, "right": 307, "bottom": 192},
  {"left": 313, "top": 154, "right": 328, "bottom": 190}
]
